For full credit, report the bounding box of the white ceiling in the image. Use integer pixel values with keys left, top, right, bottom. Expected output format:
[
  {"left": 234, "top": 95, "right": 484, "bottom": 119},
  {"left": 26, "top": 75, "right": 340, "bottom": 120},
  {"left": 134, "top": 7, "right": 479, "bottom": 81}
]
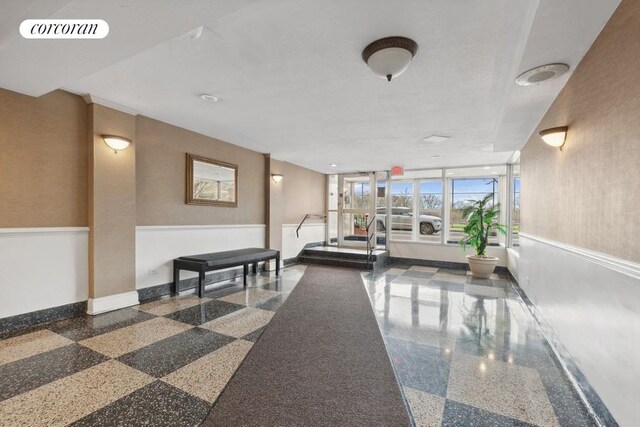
[{"left": 0, "top": 0, "right": 621, "bottom": 174}]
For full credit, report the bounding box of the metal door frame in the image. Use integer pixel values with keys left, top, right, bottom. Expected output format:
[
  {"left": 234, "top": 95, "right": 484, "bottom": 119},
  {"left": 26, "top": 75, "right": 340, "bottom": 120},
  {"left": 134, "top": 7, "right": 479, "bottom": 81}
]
[{"left": 337, "top": 173, "right": 376, "bottom": 248}]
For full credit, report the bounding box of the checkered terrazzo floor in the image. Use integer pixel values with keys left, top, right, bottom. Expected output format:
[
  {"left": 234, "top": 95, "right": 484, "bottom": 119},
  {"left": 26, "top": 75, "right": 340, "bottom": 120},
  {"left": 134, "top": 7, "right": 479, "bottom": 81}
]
[
  {"left": 0, "top": 265, "right": 306, "bottom": 427},
  {"left": 361, "top": 266, "right": 596, "bottom": 427},
  {"left": 0, "top": 263, "right": 596, "bottom": 426}
]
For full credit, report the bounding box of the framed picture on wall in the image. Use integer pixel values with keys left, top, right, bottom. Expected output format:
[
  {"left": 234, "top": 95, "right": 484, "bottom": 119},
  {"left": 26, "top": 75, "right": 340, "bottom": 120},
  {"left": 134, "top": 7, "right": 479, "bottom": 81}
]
[{"left": 186, "top": 153, "right": 238, "bottom": 207}]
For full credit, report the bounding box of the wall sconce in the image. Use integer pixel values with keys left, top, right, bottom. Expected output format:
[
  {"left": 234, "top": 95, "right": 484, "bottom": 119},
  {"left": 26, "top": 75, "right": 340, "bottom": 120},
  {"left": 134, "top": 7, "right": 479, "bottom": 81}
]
[
  {"left": 539, "top": 126, "right": 568, "bottom": 151},
  {"left": 271, "top": 174, "right": 284, "bottom": 183},
  {"left": 101, "top": 135, "right": 131, "bottom": 153}
]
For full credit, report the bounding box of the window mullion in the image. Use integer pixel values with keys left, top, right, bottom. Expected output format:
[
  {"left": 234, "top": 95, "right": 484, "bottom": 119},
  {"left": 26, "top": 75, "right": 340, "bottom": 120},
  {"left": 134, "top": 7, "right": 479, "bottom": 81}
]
[
  {"left": 412, "top": 179, "right": 419, "bottom": 241},
  {"left": 443, "top": 170, "right": 450, "bottom": 245}
]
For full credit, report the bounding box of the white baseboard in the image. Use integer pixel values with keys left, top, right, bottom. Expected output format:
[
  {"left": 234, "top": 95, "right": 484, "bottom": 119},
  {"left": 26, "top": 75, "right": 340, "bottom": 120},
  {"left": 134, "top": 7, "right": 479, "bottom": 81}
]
[{"left": 87, "top": 291, "right": 139, "bottom": 315}]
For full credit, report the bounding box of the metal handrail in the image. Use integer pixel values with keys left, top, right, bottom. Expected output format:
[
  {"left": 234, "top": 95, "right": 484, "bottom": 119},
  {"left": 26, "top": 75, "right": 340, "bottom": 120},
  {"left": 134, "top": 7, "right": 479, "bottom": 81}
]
[
  {"left": 296, "top": 213, "right": 326, "bottom": 238},
  {"left": 364, "top": 216, "right": 377, "bottom": 268}
]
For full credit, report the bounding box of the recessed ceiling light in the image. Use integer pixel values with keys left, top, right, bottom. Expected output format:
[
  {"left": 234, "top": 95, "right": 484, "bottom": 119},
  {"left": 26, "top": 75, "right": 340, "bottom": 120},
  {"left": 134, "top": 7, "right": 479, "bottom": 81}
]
[
  {"left": 515, "top": 63, "right": 570, "bottom": 86},
  {"left": 329, "top": 163, "right": 338, "bottom": 167},
  {"left": 199, "top": 94, "right": 218, "bottom": 103},
  {"left": 492, "top": 171, "right": 498, "bottom": 174},
  {"left": 483, "top": 166, "right": 491, "bottom": 170},
  {"left": 431, "top": 155, "right": 441, "bottom": 159},
  {"left": 422, "top": 135, "right": 450, "bottom": 143}
]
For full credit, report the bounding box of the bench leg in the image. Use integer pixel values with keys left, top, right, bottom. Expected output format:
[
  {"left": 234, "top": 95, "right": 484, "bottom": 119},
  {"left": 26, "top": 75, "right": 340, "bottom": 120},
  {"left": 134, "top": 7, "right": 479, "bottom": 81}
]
[
  {"left": 275, "top": 255, "right": 280, "bottom": 276},
  {"left": 243, "top": 264, "right": 248, "bottom": 287},
  {"left": 252, "top": 262, "right": 258, "bottom": 275},
  {"left": 173, "top": 267, "right": 180, "bottom": 295},
  {"left": 198, "top": 271, "right": 205, "bottom": 298}
]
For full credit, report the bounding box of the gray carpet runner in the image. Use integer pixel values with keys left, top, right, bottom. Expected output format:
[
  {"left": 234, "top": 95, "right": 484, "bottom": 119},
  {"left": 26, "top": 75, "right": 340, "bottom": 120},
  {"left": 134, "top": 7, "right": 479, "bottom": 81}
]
[{"left": 203, "top": 265, "right": 411, "bottom": 426}]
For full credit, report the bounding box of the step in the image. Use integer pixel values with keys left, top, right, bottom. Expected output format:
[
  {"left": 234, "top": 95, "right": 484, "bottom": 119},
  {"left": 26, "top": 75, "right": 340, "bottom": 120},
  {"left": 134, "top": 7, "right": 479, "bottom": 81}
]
[
  {"left": 301, "top": 249, "right": 388, "bottom": 262},
  {"left": 298, "top": 255, "right": 376, "bottom": 270}
]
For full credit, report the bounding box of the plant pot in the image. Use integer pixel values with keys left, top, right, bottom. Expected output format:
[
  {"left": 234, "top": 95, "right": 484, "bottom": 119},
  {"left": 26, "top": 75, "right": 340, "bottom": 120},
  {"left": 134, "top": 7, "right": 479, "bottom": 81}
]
[{"left": 466, "top": 255, "right": 498, "bottom": 278}]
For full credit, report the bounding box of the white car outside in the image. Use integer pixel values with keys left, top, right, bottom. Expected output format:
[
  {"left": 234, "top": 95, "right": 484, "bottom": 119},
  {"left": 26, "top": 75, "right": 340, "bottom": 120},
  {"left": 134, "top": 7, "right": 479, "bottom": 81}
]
[{"left": 376, "top": 207, "right": 442, "bottom": 235}]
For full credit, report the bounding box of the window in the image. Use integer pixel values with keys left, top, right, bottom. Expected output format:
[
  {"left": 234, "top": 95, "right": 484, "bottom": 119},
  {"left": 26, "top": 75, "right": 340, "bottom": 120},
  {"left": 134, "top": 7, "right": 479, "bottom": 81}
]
[
  {"left": 418, "top": 180, "right": 443, "bottom": 243},
  {"left": 375, "top": 175, "right": 388, "bottom": 247},
  {"left": 327, "top": 175, "right": 338, "bottom": 245},
  {"left": 342, "top": 177, "right": 370, "bottom": 242},
  {"left": 344, "top": 179, "right": 370, "bottom": 210},
  {"left": 381, "top": 166, "right": 510, "bottom": 247},
  {"left": 511, "top": 164, "right": 520, "bottom": 248},
  {"left": 447, "top": 166, "right": 506, "bottom": 246},
  {"left": 389, "top": 181, "right": 413, "bottom": 240}
]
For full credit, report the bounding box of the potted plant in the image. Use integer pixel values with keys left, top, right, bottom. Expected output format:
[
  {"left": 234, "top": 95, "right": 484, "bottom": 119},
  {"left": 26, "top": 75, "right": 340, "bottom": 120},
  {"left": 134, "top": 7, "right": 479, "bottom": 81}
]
[{"left": 460, "top": 194, "right": 506, "bottom": 278}]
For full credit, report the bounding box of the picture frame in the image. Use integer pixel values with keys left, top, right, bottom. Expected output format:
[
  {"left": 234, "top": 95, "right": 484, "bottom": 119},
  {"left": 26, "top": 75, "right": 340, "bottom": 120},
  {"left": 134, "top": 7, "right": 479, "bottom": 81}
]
[{"left": 186, "top": 153, "right": 238, "bottom": 207}]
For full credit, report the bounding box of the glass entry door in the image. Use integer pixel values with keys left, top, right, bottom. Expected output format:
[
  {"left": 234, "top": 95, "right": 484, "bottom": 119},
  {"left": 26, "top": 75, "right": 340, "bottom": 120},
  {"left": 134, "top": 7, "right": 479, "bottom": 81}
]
[{"left": 338, "top": 173, "right": 376, "bottom": 248}]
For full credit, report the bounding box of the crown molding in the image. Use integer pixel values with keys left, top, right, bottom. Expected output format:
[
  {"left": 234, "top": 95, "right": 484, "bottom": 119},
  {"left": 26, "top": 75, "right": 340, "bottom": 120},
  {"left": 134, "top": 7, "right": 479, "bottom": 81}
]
[{"left": 82, "top": 94, "right": 139, "bottom": 116}]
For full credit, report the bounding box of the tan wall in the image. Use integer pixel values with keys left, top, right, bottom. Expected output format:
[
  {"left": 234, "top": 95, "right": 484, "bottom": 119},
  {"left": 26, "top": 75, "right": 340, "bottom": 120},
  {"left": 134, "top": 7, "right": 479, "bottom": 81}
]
[
  {"left": 520, "top": 0, "right": 640, "bottom": 263},
  {"left": 280, "top": 160, "right": 326, "bottom": 224},
  {"left": 268, "top": 157, "right": 284, "bottom": 251},
  {"left": 268, "top": 158, "right": 326, "bottom": 251},
  {"left": 0, "top": 89, "right": 87, "bottom": 227},
  {"left": 1, "top": 87, "right": 324, "bottom": 301},
  {"left": 135, "top": 116, "right": 265, "bottom": 225},
  {"left": 89, "top": 104, "right": 137, "bottom": 298}
]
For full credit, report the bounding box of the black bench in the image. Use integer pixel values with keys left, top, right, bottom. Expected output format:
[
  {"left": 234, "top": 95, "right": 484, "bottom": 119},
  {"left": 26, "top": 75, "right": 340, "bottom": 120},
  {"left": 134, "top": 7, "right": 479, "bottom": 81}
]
[{"left": 173, "top": 248, "right": 280, "bottom": 297}]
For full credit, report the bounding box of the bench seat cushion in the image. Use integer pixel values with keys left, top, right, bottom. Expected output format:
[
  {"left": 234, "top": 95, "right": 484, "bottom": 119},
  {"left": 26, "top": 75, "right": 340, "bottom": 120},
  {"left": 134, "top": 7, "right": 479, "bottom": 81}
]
[{"left": 178, "top": 248, "right": 278, "bottom": 267}]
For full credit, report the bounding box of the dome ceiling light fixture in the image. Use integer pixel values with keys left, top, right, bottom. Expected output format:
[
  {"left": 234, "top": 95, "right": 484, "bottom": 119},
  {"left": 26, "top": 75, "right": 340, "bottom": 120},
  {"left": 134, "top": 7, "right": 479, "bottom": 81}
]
[
  {"left": 515, "top": 63, "right": 570, "bottom": 86},
  {"left": 362, "top": 36, "right": 418, "bottom": 81}
]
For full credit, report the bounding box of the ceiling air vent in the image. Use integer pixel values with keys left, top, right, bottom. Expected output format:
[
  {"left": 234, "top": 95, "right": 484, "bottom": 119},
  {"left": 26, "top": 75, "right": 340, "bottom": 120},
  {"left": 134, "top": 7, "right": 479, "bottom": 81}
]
[{"left": 515, "top": 63, "right": 570, "bottom": 86}]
